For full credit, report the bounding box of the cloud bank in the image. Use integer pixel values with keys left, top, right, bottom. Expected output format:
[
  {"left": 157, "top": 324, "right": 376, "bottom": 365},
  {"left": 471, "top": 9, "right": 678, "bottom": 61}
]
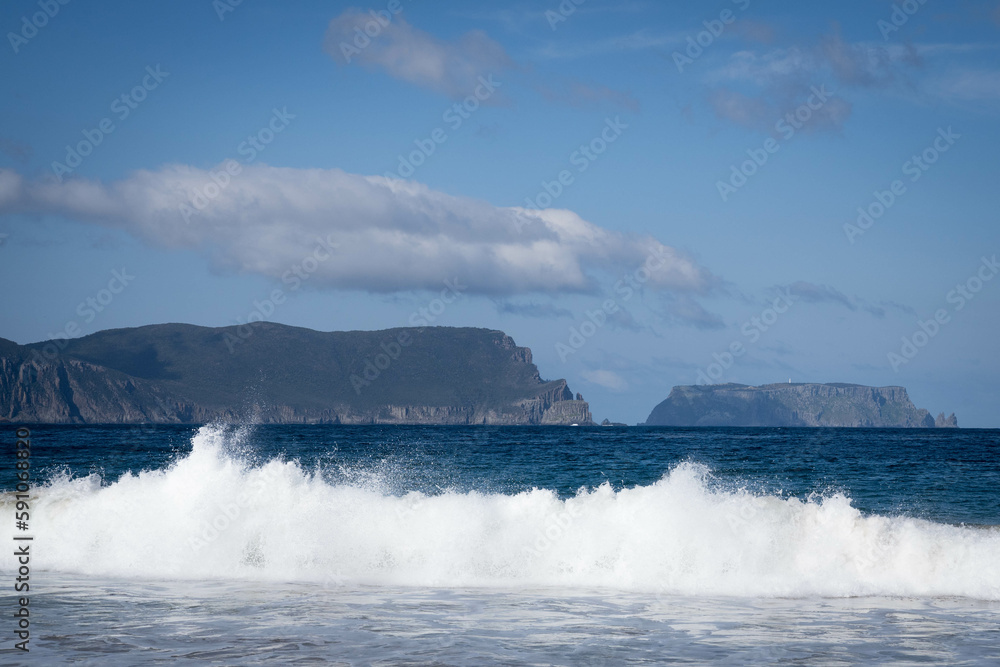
[{"left": 0, "top": 166, "right": 718, "bottom": 299}]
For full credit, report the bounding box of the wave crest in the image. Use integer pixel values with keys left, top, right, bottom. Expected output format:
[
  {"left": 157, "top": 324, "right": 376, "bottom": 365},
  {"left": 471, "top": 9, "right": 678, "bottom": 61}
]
[{"left": 7, "top": 424, "right": 1000, "bottom": 599}]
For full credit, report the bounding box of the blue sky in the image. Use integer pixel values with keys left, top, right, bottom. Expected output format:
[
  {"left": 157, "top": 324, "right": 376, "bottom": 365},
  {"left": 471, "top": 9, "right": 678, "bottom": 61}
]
[{"left": 1, "top": 0, "right": 999, "bottom": 426}]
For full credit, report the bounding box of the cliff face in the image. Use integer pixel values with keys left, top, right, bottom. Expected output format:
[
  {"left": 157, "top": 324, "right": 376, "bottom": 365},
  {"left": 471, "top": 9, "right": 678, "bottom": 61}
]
[
  {"left": 645, "top": 383, "right": 954, "bottom": 428},
  {"left": 0, "top": 325, "right": 592, "bottom": 425}
]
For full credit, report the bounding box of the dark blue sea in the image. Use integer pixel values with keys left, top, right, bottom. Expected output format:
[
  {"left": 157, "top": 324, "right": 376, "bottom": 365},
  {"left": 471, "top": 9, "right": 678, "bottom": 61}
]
[{"left": 2, "top": 424, "right": 999, "bottom": 664}]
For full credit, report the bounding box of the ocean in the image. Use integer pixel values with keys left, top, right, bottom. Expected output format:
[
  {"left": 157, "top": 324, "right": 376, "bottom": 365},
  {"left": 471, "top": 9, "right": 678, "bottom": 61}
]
[{"left": 2, "top": 424, "right": 999, "bottom": 665}]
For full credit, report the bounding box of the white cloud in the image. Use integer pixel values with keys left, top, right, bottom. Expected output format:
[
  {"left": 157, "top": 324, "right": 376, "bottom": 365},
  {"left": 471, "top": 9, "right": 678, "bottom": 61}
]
[
  {"left": 324, "top": 10, "right": 513, "bottom": 100},
  {"left": 926, "top": 69, "right": 1000, "bottom": 100},
  {"left": 323, "top": 9, "right": 638, "bottom": 111},
  {"left": 581, "top": 369, "right": 629, "bottom": 392},
  {"left": 703, "top": 27, "right": 934, "bottom": 134},
  {"left": 0, "top": 165, "right": 718, "bottom": 299},
  {"left": 712, "top": 47, "right": 816, "bottom": 85}
]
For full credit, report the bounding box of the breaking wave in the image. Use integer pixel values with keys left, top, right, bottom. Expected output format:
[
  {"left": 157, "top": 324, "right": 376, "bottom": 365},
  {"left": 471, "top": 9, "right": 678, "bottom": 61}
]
[{"left": 5, "top": 424, "right": 1000, "bottom": 599}]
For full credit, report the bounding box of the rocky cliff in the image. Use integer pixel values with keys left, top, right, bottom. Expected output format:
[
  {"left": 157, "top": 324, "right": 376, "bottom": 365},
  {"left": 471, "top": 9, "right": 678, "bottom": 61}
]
[
  {"left": 935, "top": 412, "right": 959, "bottom": 428},
  {"left": 0, "top": 325, "right": 593, "bottom": 425},
  {"left": 645, "top": 383, "right": 955, "bottom": 428}
]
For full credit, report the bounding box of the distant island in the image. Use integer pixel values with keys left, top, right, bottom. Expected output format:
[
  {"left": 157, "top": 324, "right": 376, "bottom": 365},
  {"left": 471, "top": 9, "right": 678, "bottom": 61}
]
[
  {"left": 645, "top": 383, "right": 957, "bottom": 428},
  {"left": 0, "top": 324, "right": 592, "bottom": 425}
]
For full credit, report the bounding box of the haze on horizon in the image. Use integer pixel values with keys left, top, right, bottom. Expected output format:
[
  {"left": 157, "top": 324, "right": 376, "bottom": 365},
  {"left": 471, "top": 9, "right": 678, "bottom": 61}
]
[{"left": 1, "top": 0, "right": 998, "bottom": 426}]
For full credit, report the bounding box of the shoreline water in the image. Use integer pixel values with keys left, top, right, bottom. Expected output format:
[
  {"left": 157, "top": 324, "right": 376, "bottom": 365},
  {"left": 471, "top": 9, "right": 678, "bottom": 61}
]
[
  {"left": 8, "top": 574, "right": 1000, "bottom": 665},
  {"left": 3, "top": 424, "right": 999, "bottom": 662}
]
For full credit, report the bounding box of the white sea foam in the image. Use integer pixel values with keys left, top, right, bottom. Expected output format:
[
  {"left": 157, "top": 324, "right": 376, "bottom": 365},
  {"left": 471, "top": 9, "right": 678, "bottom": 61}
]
[{"left": 6, "top": 424, "right": 1000, "bottom": 599}]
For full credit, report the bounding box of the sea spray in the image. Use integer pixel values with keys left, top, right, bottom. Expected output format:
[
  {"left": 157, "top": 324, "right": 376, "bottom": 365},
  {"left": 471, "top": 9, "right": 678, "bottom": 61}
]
[
  {"left": 521, "top": 501, "right": 581, "bottom": 558},
  {"left": 5, "top": 424, "right": 1000, "bottom": 599}
]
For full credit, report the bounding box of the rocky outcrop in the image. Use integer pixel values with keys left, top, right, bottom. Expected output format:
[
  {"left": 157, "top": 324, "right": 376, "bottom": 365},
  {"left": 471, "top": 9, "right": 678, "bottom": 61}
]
[
  {"left": 539, "top": 399, "right": 592, "bottom": 425},
  {"left": 0, "top": 325, "right": 593, "bottom": 425},
  {"left": 935, "top": 412, "right": 959, "bottom": 428},
  {"left": 645, "top": 383, "right": 953, "bottom": 428}
]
